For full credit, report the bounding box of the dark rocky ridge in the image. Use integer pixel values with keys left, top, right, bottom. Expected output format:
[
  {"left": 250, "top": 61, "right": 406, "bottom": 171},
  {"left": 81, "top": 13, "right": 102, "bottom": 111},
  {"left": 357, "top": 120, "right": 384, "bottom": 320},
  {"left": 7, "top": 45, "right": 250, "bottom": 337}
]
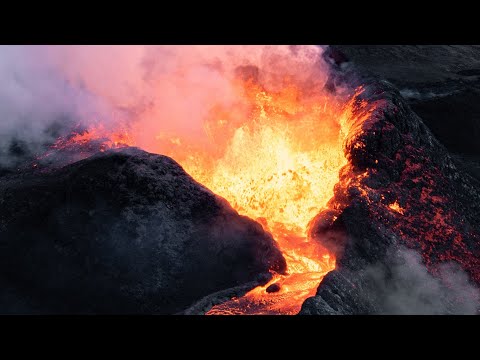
[
  {"left": 300, "top": 49, "right": 480, "bottom": 314},
  {"left": 0, "top": 147, "right": 286, "bottom": 314},
  {"left": 331, "top": 46, "right": 480, "bottom": 177}
]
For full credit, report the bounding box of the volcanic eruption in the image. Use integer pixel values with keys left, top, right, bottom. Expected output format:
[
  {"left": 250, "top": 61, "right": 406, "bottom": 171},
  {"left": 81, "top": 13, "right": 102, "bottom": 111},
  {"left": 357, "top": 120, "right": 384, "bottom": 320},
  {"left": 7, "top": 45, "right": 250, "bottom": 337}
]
[
  {"left": 37, "top": 46, "right": 351, "bottom": 315},
  {"left": 0, "top": 45, "right": 479, "bottom": 315}
]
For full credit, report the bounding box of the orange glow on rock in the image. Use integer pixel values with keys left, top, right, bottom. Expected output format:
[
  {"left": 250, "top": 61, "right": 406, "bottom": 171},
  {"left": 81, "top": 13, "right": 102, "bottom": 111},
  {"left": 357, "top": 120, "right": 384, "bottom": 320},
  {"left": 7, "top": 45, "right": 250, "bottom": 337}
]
[{"left": 66, "top": 125, "right": 133, "bottom": 149}]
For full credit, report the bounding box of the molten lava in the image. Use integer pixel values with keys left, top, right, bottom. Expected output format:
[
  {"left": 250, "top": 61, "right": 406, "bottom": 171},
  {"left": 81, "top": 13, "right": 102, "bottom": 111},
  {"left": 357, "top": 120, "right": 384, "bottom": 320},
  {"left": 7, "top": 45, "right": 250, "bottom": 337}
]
[
  {"left": 50, "top": 76, "right": 353, "bottom": 315},
  {"left": 389, "top": 200, "right": 405, "bottom": 215},
  {"left": 57, "top": 125, "right": 133, "bottom": 150},
  {"left": 146, "top": 79, "right": 348, "bottom": 314}
]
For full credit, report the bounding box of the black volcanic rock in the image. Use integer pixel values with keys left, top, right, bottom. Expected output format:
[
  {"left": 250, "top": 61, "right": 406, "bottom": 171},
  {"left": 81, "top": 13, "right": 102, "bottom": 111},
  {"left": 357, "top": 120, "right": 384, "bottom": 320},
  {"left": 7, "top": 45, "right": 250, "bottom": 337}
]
[
  {"left": 266, "top": 283, "right": 281, "bottom": 293},
  {"left": 300, "top": 55, "right": 480, "bottom": 314},
  {"left": 331, "top": 45, "right": 480, "bottom": 165},
  {"left": 301, "top": 70, "right": 480, "bottom": 314},
  {"left": 0, "top": 147, "right": 286, "bottom": 314}
]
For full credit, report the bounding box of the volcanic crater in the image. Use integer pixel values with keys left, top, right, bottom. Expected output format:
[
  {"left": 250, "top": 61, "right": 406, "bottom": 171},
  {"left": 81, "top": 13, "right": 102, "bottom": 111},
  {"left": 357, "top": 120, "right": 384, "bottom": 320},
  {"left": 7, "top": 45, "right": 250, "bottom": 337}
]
[{"left": 1, "top": 46, "right": 479, "bottom": 315}]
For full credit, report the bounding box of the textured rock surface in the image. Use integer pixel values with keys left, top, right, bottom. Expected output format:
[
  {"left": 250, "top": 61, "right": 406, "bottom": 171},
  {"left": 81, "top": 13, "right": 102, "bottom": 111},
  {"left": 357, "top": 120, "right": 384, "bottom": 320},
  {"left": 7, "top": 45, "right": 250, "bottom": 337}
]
[
  {"left": 0, "top": 147, "right": 286, "bottom": 314},
  {"left": 332, "top": 45, "right": 480, "bottom": 169},
  {"left": 300, "top": 59, "right": 480, "bottom": 314}
]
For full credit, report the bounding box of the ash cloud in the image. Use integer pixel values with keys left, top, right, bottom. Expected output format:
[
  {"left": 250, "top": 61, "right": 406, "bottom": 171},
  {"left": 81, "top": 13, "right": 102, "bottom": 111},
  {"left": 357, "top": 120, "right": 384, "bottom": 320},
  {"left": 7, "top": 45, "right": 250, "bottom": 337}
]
[
  {"left": 365, "top": 247, "right": 480, "bottom": 315},
  {"left": 0, "top": 45, "right": 332, "bottom": 167}
]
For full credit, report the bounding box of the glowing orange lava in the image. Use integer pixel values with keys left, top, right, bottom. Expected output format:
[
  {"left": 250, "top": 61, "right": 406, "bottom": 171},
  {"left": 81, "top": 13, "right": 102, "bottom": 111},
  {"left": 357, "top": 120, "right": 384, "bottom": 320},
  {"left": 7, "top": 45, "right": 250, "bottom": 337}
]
[
  {"left": 64, "top": 125, "right": 133, "bottom": 150},
  {"left": 57, "top": 77, "right": 355, "bottom": 315},
  {"left": 145, "top": 78, "right": 349, "bottom": 315},
  {"left": 389, "top": 200, "right": 405, "bottom": 215}
]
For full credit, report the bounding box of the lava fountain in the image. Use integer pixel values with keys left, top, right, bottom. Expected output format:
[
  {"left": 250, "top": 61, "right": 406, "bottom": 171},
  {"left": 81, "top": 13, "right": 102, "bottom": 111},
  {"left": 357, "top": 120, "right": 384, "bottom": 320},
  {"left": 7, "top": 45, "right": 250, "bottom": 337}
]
[
  {"left": 197, "top": 79, "right": 346, "bottom": 314},
  {"left": 44, "top": 46, "right": 357, "bottom": 314}
]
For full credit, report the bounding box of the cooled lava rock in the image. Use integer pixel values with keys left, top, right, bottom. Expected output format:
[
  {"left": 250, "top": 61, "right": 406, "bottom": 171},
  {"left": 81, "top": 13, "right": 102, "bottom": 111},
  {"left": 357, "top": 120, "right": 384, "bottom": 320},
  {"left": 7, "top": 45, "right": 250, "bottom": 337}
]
[
  {"left": 300, "top": 57, "right": 480, "bottom": 314},
  {"left": 332, "top": 46, "right": 480, "bottom": 162},
  {"left": 0, "top": 147, "right": 286, "bottom": 314}
]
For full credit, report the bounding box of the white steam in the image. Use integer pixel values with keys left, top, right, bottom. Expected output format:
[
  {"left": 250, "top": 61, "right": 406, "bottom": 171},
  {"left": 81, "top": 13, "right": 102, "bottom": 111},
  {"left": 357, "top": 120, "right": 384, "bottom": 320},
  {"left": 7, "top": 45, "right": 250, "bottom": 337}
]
[
  {"left": 366, "top": 247, "right": 480, "bottom": 315},
  {"left": 0, "top": 45, "right": 330, "bottom": 166}
]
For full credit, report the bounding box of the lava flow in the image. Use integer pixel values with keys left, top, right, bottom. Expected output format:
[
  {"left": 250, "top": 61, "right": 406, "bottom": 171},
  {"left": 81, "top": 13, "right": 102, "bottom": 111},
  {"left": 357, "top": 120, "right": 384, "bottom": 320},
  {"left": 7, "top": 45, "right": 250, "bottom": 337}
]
[{"left": 48, "top": 73, "right": 353, "bottom": 315}]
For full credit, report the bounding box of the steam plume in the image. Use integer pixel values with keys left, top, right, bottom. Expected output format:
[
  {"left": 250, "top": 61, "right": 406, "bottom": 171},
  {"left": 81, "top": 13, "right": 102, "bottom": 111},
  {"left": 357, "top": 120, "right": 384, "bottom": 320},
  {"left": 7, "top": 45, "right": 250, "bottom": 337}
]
[{"left": 0, "top": 45, "right": 331, "bottom": 166}]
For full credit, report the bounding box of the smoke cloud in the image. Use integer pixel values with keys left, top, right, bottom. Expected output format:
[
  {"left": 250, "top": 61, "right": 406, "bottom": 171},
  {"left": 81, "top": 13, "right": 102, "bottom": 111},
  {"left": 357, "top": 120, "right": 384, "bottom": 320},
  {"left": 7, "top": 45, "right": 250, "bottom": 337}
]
[
  {"left": 0, "top": 46, "right": 110, "bottom": 166},
  {"left": 365, "top": 247, "right": 480, "bottom": 314},
  {"left": 0, "top": 45, "right": 331, "bottom": 167}
]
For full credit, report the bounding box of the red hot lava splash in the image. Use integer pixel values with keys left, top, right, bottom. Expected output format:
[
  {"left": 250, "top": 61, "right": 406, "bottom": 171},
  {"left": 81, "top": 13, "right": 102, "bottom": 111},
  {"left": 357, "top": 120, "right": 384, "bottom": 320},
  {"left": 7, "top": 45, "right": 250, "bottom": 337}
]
[{"left": 42, "top": 51, "right": 371, "bottom": 315}]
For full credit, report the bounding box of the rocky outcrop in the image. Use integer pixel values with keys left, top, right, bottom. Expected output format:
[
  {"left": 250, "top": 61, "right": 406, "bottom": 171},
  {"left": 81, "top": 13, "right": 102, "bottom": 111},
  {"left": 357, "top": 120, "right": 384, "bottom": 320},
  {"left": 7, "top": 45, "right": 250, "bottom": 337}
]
[
  {"left": 300, "top": 69, "right": 480, "bottom": 314},
  {"left": 0, "top": 147, "right": 286, "bottom": 314},
  {"left": 331, "top": 45, "right": 480, "bottom": 163}
]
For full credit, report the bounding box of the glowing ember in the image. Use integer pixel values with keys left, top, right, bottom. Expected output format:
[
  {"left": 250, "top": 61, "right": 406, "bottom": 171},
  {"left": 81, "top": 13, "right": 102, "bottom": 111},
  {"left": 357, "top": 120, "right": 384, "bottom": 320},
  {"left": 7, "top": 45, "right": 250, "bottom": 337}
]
[
  {"left": 59, "top": 125, "right": 133, "bottom": 150},
  {"left": 389, "top": 200, "right": 405, "bottom": 215},
  {"left": 49, "top": 74, "right": 358, "bottom": 315}
]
